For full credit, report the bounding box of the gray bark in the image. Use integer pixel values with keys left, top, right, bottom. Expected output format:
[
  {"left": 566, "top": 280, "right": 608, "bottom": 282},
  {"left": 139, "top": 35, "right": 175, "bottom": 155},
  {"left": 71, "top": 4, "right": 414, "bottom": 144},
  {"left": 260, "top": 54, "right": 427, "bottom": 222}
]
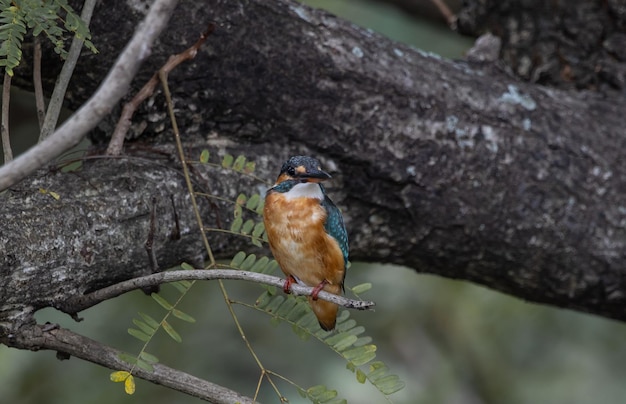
[{"left": 2, "top": 0, "right": 626, "bottom": 344}]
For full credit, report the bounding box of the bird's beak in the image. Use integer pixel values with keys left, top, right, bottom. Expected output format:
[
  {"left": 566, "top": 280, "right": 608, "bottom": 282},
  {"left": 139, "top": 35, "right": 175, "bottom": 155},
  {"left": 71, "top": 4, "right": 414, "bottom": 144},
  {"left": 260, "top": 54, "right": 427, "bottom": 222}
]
[{"left": 304, "top": 168, "right": 332, "bottom": 182}]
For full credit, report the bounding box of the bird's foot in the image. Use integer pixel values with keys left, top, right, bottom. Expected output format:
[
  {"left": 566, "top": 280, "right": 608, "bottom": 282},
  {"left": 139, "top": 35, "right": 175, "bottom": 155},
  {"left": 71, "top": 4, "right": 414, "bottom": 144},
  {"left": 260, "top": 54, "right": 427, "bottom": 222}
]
[
  {"left": 310, "top": 279, "right": 328, "bottom": 301},
  {"left": 283, "top": 275, "right": 297, "bottom": 294}
]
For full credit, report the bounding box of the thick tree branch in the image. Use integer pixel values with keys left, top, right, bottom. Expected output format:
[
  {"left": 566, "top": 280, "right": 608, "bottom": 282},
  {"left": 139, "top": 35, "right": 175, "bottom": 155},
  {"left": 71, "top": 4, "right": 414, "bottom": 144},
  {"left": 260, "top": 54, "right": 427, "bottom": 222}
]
[
  {"left": 1, "top": 324, "right": 256, "bottom": 404},
  {"left": 3, "top": 0, "right": 626, "bottom": 334}
]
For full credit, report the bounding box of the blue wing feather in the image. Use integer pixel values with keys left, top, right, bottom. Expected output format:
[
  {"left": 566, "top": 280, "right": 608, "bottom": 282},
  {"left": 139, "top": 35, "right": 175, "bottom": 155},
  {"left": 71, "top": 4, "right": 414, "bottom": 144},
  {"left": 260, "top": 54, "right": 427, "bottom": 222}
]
[{"left": 321, "top": 194, "right": 349, "bottom": 268}]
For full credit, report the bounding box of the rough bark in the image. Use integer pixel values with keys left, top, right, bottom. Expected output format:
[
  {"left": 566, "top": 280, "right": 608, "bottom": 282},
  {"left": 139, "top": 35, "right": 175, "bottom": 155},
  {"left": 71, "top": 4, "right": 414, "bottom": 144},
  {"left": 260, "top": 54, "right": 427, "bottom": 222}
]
[
  {"left": 457, "top": 0, "right": 626, "bottom": 91},
  {"left": 2, "top": 0, "right": 626, "bottom": 345}
]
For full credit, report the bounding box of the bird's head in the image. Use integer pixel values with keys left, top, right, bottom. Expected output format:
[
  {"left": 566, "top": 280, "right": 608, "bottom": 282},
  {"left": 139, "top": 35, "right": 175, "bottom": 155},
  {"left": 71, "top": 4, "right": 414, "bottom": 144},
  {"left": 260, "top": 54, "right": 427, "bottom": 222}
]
[{"left": 275, "top": 156, "right": 331, "bottom": 185}]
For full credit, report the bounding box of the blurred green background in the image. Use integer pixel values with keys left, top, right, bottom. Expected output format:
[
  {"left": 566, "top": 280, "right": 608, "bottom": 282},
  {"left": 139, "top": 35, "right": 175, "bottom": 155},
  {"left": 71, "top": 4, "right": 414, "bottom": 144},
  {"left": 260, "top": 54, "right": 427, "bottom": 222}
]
[{"left": 3, "top": 1, "right": 626, "bottom": 403}]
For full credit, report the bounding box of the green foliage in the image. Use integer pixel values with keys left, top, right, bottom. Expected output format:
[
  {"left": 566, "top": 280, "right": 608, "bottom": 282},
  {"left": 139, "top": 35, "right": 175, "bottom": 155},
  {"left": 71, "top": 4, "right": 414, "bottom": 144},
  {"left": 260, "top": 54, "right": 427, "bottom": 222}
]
[
  {"left": 302, "top": 384, "right": 346, "bottom": 404},
  {"left": 113, "top": 274, "right": 195, "bottom": 393},
  {"left": 253, "top": 290, "right": 405, "bottom": 398},
  {"left": 0, "top": 0, "right": 98, "bottom": 76},
  {"left": 230, "top": 192, "right": 267, "bottom": 247},
  {"left": 221, "top": 153, "right": 256, "bottom": 173}
]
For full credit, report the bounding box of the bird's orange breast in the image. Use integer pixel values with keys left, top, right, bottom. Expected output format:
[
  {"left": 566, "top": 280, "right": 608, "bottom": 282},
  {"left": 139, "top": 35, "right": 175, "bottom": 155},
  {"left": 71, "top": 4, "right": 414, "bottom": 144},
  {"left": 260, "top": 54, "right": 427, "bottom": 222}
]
[{"left": 263, "top": 193, "right": 345, "bottom": 290}]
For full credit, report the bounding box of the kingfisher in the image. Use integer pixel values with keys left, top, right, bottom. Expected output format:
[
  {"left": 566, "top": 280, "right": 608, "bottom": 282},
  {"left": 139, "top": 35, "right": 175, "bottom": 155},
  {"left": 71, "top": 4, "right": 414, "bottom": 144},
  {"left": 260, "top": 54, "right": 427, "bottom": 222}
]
[{"left": 263, "top": 156, "right": 349, "bottom": 331}]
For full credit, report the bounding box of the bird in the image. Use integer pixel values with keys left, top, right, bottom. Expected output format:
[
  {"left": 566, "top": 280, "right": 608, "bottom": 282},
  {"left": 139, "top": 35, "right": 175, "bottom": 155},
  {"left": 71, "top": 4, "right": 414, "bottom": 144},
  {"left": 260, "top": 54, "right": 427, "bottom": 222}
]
[{"left": 263, "top": 156, "right": 349, "bottom": 330}]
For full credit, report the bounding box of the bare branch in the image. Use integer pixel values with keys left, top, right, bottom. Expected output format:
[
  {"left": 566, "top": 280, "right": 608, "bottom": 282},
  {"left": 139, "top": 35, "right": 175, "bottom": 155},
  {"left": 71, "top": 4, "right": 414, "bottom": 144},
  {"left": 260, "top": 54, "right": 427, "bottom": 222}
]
[
  {"left": 0, "top": 0, "right": 180, "bottom": 191},
  {"left": 3, "top": 324, "right": 257, "bottom": 404},
  {"left": 61, "top": 269, "right": 376, "bottom": 315},
  {"left": 430, "top": 0, "right": 457, "bottom": 28},
  {"left": 39, "top": 0, "right": 98, "bottom": 141},
  {"left": 33, "top": 37, "right": 46, "bottom": 129},
  {"left": 1, "top": 71, "right": 11, "bottom": 162},
  {"left": 106, "top": 23, "right": 216, "bottom": 155}
]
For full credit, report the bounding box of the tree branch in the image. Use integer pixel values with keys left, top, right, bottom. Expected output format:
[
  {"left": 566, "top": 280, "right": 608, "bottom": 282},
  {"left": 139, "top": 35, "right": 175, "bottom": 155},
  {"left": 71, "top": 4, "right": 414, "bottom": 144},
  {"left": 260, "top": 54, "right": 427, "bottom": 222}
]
[
  {"left": 2, "top": 324, "right": 257, "bottom": 404},
  {"left": 3, "top": 0, "right": 626, "bottom": 328},
  {"left": 60, "top": 269, "right": 375, "bottom": 315},
  {"left": 0, "top": 0, "right": 180, "bottom": 190},
  {"left": 38, "top": 0, "right": 98, "bottom": 141}
]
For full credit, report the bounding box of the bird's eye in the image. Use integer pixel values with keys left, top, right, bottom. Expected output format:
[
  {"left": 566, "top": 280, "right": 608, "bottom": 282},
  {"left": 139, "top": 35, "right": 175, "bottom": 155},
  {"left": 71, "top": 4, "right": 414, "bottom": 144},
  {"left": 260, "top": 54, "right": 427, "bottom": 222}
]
[{"left": 287, "top": 166, "right": 296, "bottom": 176}]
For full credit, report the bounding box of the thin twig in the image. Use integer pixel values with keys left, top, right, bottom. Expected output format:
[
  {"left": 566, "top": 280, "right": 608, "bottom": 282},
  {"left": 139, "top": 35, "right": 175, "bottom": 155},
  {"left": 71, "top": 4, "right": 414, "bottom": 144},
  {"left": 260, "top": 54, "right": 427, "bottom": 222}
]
[
  {"left": 106, "top": 23, "right": 216, "bottom": 156},
  {"left": 39, "top": 0, "right": 98, "bottom": 142},
  {"left": 1, "top": 71, "right": 12, "bottom": 163},
  {"left": 33, "top": 37, "right": 46, "bottom": 129},
  {"left": 156, "top": 32, "right": 286, "bottom": 400},
  {"left": 60, "top": 269, "right": 376, "bottom": 315},
  {"left": 0, "top": 0, "right": 180, "bottom": 191},
  {"left": 2, "top": 324, "right": 257, "bottom": 404},
  {"left": 430, "top": 0, "right": 457, "bottom": 28},
  {"left": 158, "top": 30, "right": 217, "bottom": 266}
]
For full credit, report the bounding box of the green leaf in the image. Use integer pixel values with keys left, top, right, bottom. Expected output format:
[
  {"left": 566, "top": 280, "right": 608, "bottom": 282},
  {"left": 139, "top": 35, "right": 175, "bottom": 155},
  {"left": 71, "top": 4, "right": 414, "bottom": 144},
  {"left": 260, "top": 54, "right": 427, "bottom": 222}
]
[
  {"left": 245, "top": 193, "right": 260, "bottom": 210},
  {"left": 375, "top": 375, "right": 405, "bottom": 395},
  {"left": 180, "top": 262, "right": 194, "bottom": 270},
  {"left": 264, "top": 295, "right": 285, "bottom": 314},
  {"left": 138, "top": 312, "right": 160, "bottom": 330},
  {"left": 367, "top": 363, "right": 390, "bottom": 382},
  {"left": 241, "top": 219, "right": 255, "bottom": 235},
  {"left": 233, "top": 204, "right": 243, "bottom": 219},
  {"left": 232, "top": 155, "right": 246, "bottom": 171},
  {"left": 199, "top": 149, "right": 210, "bottom": 163},
  {"left": 132, "top": 319, "right": 156, "bottom": 336},
  {"left": 139, "top": 351, "right": 159, "bottom": 364},
  {"left": 336, "top": 319, "right": 357, "bottom": 333},
  {"left": 243, "top": 161, "right": 256, "bottom": 173},
  {"left": 162, "top": 320, "right": 182, "bottom": 343},
  {"left": 344, "top": 345, "right": 377, "bottom": 366},
  {"left": 353, "top": 336, "right": 373, "bottom": 347},
  {"left": 250, "top": 256, "right": 269, "bottom": 273},
  {"left": 252, "top": 221, "right": 265, "bottom": 238},
  {"left": 350, "top": 282, "right": 372, "bottom": 294},
  {"left": 128, "top": 328, "right": 150, "bottom": 342},
  {"left": 230, "top": 251, "right": 247, "bottom": 268},
  {"left": 230, "top": 217, "right": 243, "bottom": 232},
  {"left": 255, "top": 291, "right": 273, "bottom": 308},
  {"left": 274, "top": 297, "right": 297, "bottom": 317},
  {"left": 240, "top": 253, "right": 256, "bottom": 270},
  {"left": 221, "top": 154, "right": 233, "bottom": 168},
  {"left": 255, "top": 198, "right": 265, "bottom": 214},
  {"left": 135, "top": 358, "right": 154, "bottom": 373},
  {"left": 333, "top": 334, "right": 358, "bottom": 352},
  {"left": 151, "top": 293, "right": 173, "bottom": 310},
  {"left": 235, "top": 193, "right": 247, "bottom": 205},
  {"left": 172, "top": 309, "right": 196, "bottom": 323},
  {"left": 251, "top": 237, "right": 262, "bottom": 248},
  {"left": 117, "top": 352, "right": 139, "bottom": 366},
  {"left": 356, "top": 369, "right": 367, "bottom": 384},
  {"left": 169, "top": 281, "right": 189, "bottom": 294},
  {"left": 306, "top": 385, "right": 327, "bottom": 396}
]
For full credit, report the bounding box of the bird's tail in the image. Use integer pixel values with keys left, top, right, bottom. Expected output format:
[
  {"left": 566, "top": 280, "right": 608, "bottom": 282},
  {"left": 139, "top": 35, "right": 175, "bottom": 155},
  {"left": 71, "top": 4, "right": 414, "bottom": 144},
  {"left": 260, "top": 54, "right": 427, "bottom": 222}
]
[{"left": 308, "top": 283, "right": 341, "bottom": 331}]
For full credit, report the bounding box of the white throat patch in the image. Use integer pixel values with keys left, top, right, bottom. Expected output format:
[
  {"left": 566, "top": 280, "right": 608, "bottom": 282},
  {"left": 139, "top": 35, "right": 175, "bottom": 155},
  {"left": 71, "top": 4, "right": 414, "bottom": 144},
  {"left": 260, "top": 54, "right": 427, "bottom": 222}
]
[{"left": 283, "top": 182, "right": 324, "bottom": 200}]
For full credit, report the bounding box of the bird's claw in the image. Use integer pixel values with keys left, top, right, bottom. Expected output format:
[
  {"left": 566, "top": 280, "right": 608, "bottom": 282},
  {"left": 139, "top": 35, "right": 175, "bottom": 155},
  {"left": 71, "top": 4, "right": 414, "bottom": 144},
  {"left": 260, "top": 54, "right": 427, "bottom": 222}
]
[
  {"left": 283, "top": 275, "right": 296, "bottom": 294},
  {"left": 310, "top": 280, "right": 328, "bottom": 301}
]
